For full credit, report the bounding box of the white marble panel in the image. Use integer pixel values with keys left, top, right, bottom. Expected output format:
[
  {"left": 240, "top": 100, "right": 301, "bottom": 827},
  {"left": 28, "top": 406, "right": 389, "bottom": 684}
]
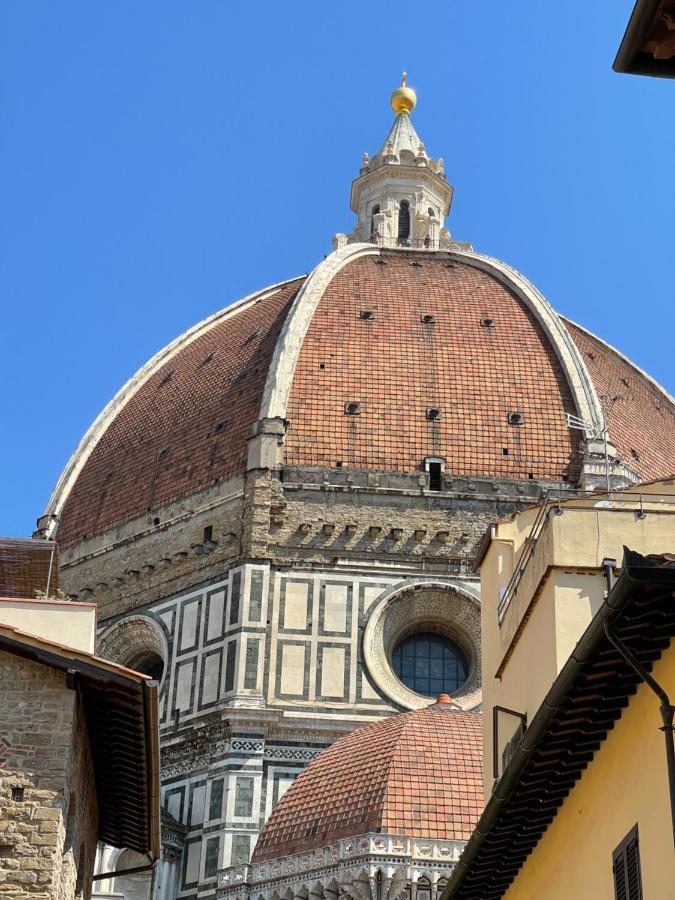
[
  {"left": 206, "top": 590, "right": 225, "bottom": 641},
  {"left": 283, "top": 581, "right": 309, "bottom": 630},
  {"left": 320, "top": 646, "right": 345, "bottom": 698},
  {"left": 324, "top": 583, "right": 348, "bottom": 632},
  {"left": 201, "top": 653, "right": 221, "bottom": 705}
]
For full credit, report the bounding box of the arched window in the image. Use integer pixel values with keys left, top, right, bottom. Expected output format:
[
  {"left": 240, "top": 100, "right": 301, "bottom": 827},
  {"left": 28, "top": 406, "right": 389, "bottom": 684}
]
[
  {"left": 370, "top": 204, "right": 381, "bottom": 240},
  {"left": 398, "top": 200, "right": 410, "bottom": 242},
  {"left": 392, "top": 632, "right": 468, "bottom": 696}
]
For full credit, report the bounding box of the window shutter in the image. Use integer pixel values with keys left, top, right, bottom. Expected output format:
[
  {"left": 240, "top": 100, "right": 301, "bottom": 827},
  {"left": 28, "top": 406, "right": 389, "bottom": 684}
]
[
  {"left": 612, "top": 853, "right": 627, "bottom": 900},
  {"left": 612, "top": 825, "right": 642, "bottom": 900}
]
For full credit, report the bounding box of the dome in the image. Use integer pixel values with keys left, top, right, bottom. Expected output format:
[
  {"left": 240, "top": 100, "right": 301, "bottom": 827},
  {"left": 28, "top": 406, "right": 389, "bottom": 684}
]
[
  {"left": 47, "top": 244, "right": 675, "bottom": 546},
  {"left": 251, "top": 697, "right": 483, "bottom": 864}
]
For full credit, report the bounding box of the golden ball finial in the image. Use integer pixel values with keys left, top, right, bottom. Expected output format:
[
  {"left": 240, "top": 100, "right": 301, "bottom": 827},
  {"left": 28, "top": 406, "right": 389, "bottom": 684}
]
[{"left": 390, "top": 71, "right": 417, "bottom": 116}]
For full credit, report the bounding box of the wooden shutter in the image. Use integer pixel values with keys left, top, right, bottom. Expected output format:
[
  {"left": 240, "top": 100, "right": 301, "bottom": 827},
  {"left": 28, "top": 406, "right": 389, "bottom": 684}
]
[{"left": 612, "top": 825, "right": 643, "bottom": 900}]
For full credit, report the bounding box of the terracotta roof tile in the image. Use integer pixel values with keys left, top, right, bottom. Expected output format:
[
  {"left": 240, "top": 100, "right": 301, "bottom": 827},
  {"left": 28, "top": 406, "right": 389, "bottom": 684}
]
[
  {"left": 564, "top": 319, "right": 675, "bottom": 482},
  {"left": 285, "top": 252, "right": 583, "bottom": 480},
  {"left": 58, "top": 279, "right": 304, "bottom": 545},
  {"left": 251, "top": 700, "right": 483, "bottom": 863}
]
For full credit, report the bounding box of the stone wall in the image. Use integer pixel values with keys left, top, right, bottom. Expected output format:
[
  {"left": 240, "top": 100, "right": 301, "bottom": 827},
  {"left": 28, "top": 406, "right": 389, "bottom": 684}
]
[
  {"left": 0, "top": 650, "right": 97, "bottom": 899},
  {"left": 60, "top": 485, "right": 245, "bottom": 621},
  {"left": 59, "top": 465, "right": 555, "bottom": 625}
]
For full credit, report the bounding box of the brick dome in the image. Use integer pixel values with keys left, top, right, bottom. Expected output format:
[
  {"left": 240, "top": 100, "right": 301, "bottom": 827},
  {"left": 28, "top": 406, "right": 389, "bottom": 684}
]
[
  {"left": 251, "top": 698, "right": 483, "bottom": 864},
  {"left": 47, "top": 245, "right": 675, "bottom": 546}
]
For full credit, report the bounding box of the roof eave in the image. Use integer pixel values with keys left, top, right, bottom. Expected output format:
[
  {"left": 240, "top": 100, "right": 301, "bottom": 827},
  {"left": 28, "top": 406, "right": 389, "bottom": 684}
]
[
  {"left": 0, "top": 629, "right": 160, "bottom": 857},
  {"left": 614, "top": 0, "right": 675, "bottom": 78}
]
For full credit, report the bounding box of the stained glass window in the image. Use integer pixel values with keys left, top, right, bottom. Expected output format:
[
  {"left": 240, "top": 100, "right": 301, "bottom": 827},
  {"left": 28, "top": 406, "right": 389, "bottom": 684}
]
[{"left": 392, "top": 632, "right": 468, "bottom": 697}]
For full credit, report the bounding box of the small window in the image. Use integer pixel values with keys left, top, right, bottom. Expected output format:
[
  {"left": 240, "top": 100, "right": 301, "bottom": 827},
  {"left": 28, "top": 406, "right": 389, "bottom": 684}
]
[
  {"left": 428, "top": 462, "right": 443, "bottom": 492},
  {"left": 426, "top": 407, "right": 441, "bottom": 422},
  {"left": 398, "top": 200, "right": 411, "bottom": 242},
  {"left": 421, "top": 313, "right": 435, "bottom": 324},
  {"left": 11, "top": 787, "right": 24, "bottom": 802},
  {"left": 612, "top": 825, "right": 642, "bottom": 900},
  {"left": 507, "top": 411, "right": 525, "bottom": 426},
  {"left": 417, "top": 877, "right": 432, "bottom": 900},
  {"left": 344, "top": 401, "right": 361, "bottom": 415},
  {"left": 370, "top": 204, "right": 381, "bottom": 240},
  {"left": 203, "top": 525, "right": 213, "bottom": 543}
]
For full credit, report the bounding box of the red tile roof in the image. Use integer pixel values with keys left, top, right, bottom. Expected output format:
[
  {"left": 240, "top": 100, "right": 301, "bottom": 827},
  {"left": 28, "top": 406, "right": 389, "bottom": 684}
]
[
  {"left": 285, "top": 252, "right": 583, "bottom": 480},
  {"left": 251, "top": 699, "right": 483, "bottom": 863},
  {"left": 564, "top": 319, "right": 675, "bottom": 482},
  {"left": 53, "top": 252, "right": 675, "bottom": 547},
  {"left": 57, "top": 279, "right": 304, "bottom": 545}
]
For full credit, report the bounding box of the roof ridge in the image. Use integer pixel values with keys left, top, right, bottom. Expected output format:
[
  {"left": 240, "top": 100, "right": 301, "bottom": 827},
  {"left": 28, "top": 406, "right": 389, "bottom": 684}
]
[{"left": 562, "top": 314, "right": 675, "bottom": 409}]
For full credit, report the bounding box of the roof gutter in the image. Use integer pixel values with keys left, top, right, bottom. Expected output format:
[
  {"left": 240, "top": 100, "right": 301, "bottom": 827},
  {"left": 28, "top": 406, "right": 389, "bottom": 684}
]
[{"left": 444, "top": 549, "right": 675, "bottom": 898}]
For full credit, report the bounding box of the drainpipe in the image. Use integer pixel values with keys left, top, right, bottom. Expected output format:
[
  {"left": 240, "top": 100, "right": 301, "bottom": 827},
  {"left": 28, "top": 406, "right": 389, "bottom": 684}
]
[{"left": 603, "top": 617, "right": 675, "bottom": 848}]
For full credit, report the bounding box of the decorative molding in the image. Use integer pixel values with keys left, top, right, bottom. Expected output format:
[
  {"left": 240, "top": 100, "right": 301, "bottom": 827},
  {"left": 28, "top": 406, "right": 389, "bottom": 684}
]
[
  {"left": 218, "top": 832, "right": 463, "bottom": 900},
  {"left": 259, "top": 244, "right": 379, "bottom": 422},
  {"left": 561, "top": 315, "right": 675, "bottom": 409},
  {"left": 97, "top": 614, "right": 169, "bottom": 680},
  {"left": 361, "top": 581, "right": 482, "bottom": 711}
]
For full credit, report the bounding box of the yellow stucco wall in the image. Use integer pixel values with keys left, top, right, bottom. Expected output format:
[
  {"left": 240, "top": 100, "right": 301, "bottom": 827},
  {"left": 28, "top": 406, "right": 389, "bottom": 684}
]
[
  {"left": 503, "top": 644, "right": 675, "bottom": 899},
  {"left": 481, "top": 483, "right": 675, "bottom": 792}
]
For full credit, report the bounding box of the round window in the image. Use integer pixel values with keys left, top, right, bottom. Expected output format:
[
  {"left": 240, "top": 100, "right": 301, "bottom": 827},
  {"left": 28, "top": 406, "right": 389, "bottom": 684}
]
[{"left": 392, "top": 632, "right": 468, "bottom": 697}]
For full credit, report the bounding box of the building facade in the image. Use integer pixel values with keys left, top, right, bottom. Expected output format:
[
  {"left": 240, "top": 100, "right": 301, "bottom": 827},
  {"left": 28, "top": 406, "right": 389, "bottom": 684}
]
[
  {"left": 35, "top": 79, "right": 675, "bottom": 898},
  {"left": 445, "top": 481, "right": 675, "bottom": 898}
]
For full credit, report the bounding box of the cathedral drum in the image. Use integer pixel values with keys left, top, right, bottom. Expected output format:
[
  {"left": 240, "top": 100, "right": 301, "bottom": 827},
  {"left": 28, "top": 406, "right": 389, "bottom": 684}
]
[{"left": 41, "top": 76, "right": 675, "bottom": 899}]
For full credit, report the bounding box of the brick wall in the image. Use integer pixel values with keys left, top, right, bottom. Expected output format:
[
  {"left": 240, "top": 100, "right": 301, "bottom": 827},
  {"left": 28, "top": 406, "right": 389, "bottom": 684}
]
[{"left": 0, "top": 651, "right": 97, "bottom": 899}]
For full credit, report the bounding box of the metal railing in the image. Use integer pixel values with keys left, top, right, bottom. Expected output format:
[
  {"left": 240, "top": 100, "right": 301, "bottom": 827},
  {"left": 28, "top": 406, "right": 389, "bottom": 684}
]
[
  {"left": 497, "top": 498, "right": 556, "bottom": 623},
  {"left": 497, "top": 489, "right": 675, "bottom": 625},
  {"left": 369, "top": 235, "right": 442, "bottom": 249}
]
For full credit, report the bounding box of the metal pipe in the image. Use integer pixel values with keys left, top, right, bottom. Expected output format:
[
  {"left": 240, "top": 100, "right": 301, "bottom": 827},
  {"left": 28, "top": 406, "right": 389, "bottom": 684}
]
[
  {"left": 45, "top": 543, "right": 55, "bottom": 598},
  {"left": 603, "top": 621, "right": 675, "bottom": 848}
]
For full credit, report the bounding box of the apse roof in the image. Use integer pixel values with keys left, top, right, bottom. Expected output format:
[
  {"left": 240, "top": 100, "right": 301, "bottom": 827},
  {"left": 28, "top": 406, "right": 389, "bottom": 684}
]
[{"left": 251, "top": 696, "right": 483, "bottom": 864}]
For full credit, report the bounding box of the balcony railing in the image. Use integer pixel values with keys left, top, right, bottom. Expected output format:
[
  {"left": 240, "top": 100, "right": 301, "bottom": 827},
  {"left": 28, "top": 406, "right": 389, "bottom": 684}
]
[
  {"left": 497, "top": 490, "right": 675, "bottom": 625},
  {"left": 369, "top": 235, "right": 442, "bottom": 249}
]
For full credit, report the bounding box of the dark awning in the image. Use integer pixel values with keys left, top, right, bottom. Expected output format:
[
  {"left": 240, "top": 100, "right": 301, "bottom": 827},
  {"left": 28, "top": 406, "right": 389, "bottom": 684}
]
[{"left": 0, "top": 624, "right": 160, "bottom": 860}]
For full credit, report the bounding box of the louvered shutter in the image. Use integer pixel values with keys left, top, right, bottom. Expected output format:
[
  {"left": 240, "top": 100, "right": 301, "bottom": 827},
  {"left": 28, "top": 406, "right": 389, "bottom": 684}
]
[{"left": 612, "top": 825, "right": 643, "bottom": 900}]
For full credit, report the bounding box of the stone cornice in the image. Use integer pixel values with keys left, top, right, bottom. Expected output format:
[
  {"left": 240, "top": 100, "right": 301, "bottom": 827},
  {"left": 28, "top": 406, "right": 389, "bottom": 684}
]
[{"left": 219, "top": 833, "right": 465, "bottom": 898}]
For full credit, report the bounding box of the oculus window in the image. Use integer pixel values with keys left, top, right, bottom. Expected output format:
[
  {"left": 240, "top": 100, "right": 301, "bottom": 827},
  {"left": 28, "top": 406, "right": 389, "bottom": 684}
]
[{"left": 392, "top": 632, "right": 468, "bottom": 696}]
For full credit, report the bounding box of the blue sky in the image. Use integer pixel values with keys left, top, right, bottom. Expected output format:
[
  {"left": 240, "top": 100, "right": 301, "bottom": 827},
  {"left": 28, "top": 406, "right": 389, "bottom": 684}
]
[{"left": 2, "top": 1, "right": 673, "bottom": 537}]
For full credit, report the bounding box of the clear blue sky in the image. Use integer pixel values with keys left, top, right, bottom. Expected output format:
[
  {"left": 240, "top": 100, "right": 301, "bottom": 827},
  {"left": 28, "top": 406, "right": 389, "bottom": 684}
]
[{"left": 2, "top": 1, "right": 673, "bottom": 537}]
